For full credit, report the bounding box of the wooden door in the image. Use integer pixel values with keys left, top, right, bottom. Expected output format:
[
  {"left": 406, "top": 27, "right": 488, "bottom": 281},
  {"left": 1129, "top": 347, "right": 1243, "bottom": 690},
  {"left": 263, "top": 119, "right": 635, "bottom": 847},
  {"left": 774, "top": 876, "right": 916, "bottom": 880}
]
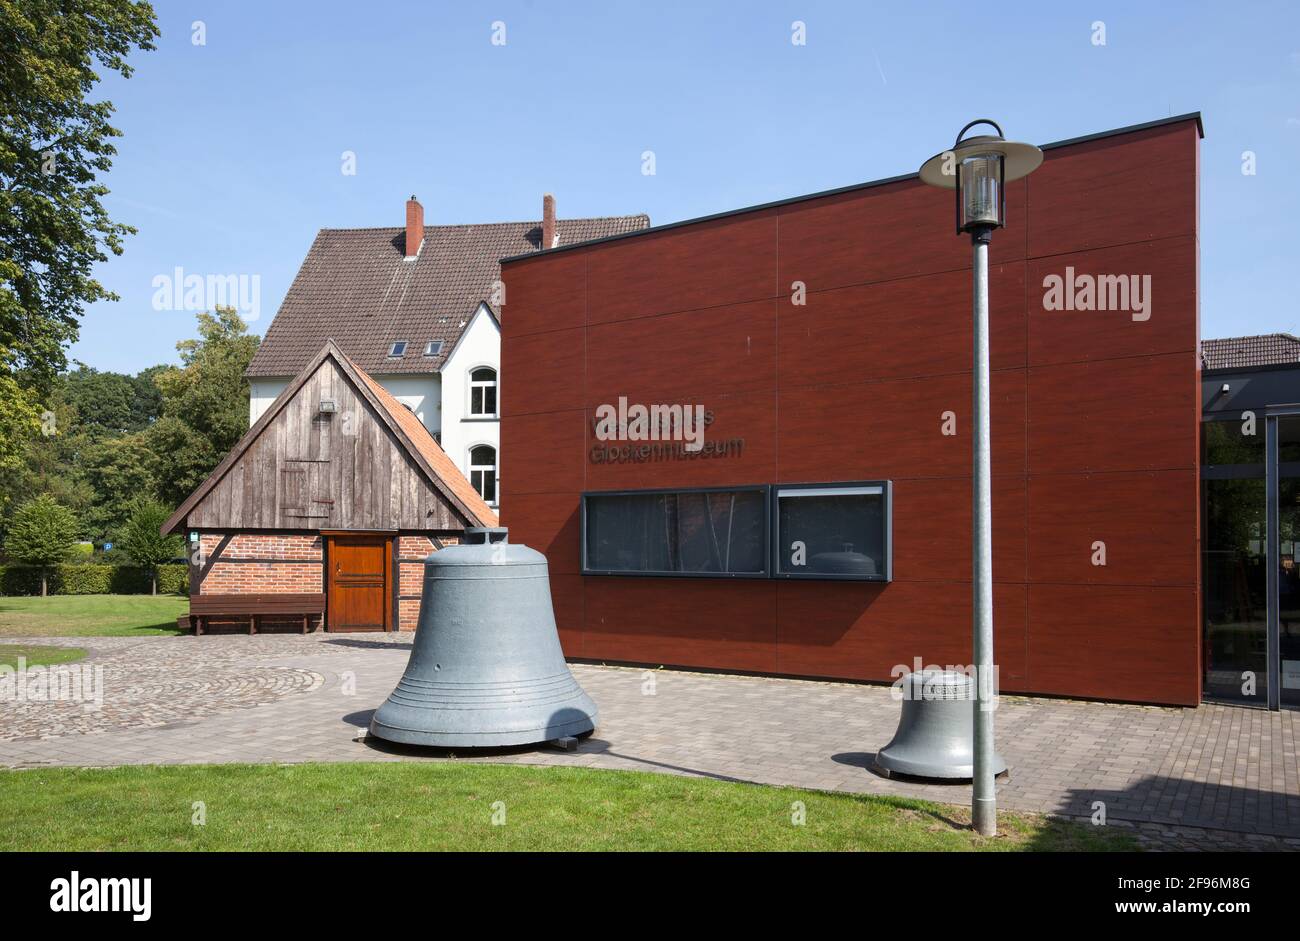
[{"left": 326, "top": 535, "right": 391, "bottom": 632}]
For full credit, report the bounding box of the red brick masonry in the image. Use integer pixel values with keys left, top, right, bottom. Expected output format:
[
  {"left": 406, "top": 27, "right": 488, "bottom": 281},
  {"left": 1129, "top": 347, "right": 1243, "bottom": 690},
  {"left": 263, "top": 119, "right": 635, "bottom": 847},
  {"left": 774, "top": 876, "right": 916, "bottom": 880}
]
[
  {"left": 197, "top": 534, "right": 324, "bottom": 595},
  {"left": 398, "top": 535, "right": 460, "bottom": 630}
]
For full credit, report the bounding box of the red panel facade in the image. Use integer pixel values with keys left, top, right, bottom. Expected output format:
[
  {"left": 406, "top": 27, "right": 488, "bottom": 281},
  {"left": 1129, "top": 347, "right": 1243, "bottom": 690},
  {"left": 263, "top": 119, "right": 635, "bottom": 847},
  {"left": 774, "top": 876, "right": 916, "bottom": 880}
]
[{"left": 500, "top": 117, "right": 1202, "bottom": 706}]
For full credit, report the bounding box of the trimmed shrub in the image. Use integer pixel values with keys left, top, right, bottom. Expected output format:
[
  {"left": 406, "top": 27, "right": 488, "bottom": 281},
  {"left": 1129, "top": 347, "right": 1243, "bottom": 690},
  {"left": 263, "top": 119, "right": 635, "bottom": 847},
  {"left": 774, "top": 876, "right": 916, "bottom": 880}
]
[
  {"left": 0, "top": 565, "right": 43, "bottom": 596},
  {"left": 108, "top": 566, "right": 151, "bottom": 594},
  {"left": 156, "top": 564, "right": 190, "bottom": 596},
  {"left": 57, "top": 564, "right": 115, "bottom": 595},
  {"left": 0, "top": 563, "right": 190, "bottom": 596}
]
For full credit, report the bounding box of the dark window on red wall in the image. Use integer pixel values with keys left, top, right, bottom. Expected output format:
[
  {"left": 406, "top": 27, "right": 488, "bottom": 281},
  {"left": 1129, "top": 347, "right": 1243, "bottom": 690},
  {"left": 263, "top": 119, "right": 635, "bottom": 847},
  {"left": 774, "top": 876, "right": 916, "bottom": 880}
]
[
  {"left": 583, "top": 487, "right": 768, "bottom": 577},
  {"left": 773, "top": 483, "right": 891, "bottom": 581}
]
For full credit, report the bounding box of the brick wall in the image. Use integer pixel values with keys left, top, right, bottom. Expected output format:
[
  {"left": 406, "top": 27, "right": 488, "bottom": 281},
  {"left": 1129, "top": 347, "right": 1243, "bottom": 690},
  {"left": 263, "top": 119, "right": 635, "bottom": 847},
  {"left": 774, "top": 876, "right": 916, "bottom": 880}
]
[
  {"left": 398, "top": 599, "right": 421, "bottom": 632},
  {"left": 196, "top": 534, "right": 324, "bottom": 596},
  {"left": 192, "top": 531, "right": 462, "bottom": 632},
  {"left": 397, "top": 536, "right": 458, "bottom": 630},
  {"left": 201, "top": 562, "right": 324, "bottom": 594},
  {"left": 199, "top": 533, "right": 322, "bottom": 562}
]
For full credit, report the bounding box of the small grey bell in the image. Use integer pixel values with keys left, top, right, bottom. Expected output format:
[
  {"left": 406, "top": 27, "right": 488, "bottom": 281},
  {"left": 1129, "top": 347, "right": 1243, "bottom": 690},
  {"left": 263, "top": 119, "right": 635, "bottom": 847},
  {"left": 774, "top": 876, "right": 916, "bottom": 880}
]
[{"left": 875, "top": 670, "right": 1006, "bottom": 779}]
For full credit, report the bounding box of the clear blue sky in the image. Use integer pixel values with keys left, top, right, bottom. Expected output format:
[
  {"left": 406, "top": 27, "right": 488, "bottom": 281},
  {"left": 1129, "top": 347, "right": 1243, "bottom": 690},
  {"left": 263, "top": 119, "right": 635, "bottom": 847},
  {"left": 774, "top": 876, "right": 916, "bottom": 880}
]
[{"left": 73, "top": 0, "right": 1300, "bottom": 374}]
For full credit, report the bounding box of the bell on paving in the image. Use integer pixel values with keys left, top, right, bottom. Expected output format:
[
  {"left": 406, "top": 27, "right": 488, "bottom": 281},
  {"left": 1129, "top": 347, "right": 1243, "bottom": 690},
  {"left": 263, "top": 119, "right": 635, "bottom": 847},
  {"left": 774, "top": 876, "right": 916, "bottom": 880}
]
[
  {"left": 874, "top": 670, "right": 1007, "bottom": 779},
  {"left": 369, "top": 527, "right": 598, "bottom": 748}
]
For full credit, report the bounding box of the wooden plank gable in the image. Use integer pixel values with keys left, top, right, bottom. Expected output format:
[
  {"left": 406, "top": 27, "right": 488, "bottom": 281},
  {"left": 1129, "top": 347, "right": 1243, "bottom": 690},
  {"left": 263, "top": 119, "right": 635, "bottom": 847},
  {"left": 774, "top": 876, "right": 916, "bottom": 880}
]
[{"left": 170, "top": 349, "right": 480, "bottom": 533}]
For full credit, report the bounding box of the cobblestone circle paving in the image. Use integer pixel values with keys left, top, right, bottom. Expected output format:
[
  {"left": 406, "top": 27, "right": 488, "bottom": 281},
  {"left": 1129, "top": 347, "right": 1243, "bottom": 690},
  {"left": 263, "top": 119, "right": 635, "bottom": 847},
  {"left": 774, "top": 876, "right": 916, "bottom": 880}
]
[
  {"left": 1, "top": 632, "right": 1297, "bottom": 853},
  {"left": 0, "top": 635, "right": 381, "bottom": 741}
]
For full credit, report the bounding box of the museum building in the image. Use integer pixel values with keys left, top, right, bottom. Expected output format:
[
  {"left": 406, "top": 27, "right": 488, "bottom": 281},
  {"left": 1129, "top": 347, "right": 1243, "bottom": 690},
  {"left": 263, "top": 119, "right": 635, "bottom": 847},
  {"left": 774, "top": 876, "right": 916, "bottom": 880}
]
[{"left": 497, "top": 113, "right": 1225, "bottom": 708}]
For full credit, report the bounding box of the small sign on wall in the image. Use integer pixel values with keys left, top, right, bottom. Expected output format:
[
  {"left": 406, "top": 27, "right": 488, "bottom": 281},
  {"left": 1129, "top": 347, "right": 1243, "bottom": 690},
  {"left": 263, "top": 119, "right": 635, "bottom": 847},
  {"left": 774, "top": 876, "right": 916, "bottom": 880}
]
[{"left": 1283, "top": 661, "right": 1300, "bottom": 690}]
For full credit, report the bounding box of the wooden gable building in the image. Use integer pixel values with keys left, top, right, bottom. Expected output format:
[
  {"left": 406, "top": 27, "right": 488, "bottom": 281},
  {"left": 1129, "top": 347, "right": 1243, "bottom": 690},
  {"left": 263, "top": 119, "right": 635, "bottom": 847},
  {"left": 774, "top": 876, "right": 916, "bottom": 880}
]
[{"left": 163, "top": 341, "right": 498, "bottom": 633}]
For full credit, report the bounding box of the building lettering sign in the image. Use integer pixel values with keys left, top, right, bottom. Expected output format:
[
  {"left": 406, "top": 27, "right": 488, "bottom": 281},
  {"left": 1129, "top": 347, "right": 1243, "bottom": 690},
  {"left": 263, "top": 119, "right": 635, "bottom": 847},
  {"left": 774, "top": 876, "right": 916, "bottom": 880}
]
[{"left": 586, "top": 399, "right": 744, "bottom": 464}]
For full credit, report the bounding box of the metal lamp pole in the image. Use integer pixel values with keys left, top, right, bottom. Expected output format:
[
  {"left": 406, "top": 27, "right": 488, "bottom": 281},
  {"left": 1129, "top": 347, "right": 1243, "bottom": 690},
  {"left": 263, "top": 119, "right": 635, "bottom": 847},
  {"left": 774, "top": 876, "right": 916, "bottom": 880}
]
[
  {"left": 970, "top": 224, "right": 996, "bottom": 836},
  {"left": 920, "top": 121, "right": 1042, "bottom": 837}
]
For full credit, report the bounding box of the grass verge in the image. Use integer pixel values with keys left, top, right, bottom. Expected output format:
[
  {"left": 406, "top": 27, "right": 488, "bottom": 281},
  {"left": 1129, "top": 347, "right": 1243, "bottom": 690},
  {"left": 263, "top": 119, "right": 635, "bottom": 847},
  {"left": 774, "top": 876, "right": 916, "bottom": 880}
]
[
  {"left": 0, "top": 762, "right": 1138, "bottom": 852},
  {"left": 0, "top": 644, "right": 87, "bottom": 669},
  {"left": 0, "top": 595, "right": 187, "bottom": 638}
]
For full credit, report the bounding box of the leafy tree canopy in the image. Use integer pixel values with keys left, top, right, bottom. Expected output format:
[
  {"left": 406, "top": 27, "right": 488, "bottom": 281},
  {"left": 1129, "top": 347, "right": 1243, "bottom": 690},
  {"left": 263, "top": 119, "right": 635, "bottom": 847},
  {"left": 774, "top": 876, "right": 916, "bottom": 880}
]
[
  {"left": 149, "top": 307, "right": 258, "bottom": 505},
  {"left": 0, "top": 0, "right": 158, "bottom": 465},
  {"left": 62, "top": 363, "right": 161, "bottom": 434},
  {"left": 80, "top": 429, "right": 154, "bottom": 538},
  {"left": 6, "top": 492, "right": 78, "bottom": 566},
  {"left": 117, "top": 496, "right": 180, "bottom": 593}
]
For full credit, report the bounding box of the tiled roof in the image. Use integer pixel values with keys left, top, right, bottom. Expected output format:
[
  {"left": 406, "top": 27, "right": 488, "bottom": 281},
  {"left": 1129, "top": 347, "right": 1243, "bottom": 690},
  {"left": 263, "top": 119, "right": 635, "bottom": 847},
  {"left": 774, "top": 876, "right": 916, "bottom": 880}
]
[
  {"left": 1202, "top": 334, "right": 1300, "bottom": 370},
  {"left": 247, "top": 214, "right": 650, "bottom": 378},
  {"left": 341, "top": 349, "right": 498, "bottom": 527}
]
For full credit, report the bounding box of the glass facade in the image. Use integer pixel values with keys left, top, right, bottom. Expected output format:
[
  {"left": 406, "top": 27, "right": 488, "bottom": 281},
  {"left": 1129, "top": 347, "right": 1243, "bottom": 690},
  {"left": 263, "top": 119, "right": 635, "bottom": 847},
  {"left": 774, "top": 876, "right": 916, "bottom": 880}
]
[
  {"left": 1278, "top": 417, "right": 1300, "bottom": 708},
  {"left": 1202, "top": 418, "right": 1267, "bottom": 704},
  {"left": 1203, "top": 409, "right": 1300, "bottom": 709}
]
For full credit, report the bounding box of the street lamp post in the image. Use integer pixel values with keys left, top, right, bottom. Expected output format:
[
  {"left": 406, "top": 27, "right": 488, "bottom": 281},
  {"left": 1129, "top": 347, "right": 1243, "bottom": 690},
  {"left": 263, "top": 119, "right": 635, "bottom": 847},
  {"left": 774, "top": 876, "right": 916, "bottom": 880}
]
[{"left": 920, "top": 121, "right": 1042, "bottom": 836}]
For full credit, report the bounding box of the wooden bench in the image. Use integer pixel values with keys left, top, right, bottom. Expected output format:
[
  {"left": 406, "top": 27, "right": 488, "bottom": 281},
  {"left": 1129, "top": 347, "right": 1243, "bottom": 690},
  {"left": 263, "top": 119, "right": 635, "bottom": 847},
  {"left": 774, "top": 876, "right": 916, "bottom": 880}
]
[{"left": 183, "top": 593, "right": 326, "bottom": 635}]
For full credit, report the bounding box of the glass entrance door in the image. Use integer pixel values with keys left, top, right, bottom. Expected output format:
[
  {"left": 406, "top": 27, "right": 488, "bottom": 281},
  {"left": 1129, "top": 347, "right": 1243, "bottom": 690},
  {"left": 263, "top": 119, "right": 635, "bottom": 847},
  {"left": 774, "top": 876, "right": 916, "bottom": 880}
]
[
  {"left": 1275, "top": 417, "right": 1300, "bottom": 708},
  {"left": 1203, "top": 420, "right": 1269, "bottom": 704},
  {"left": 1203, "top": 478, "right": 1268, "bottom": 702}
]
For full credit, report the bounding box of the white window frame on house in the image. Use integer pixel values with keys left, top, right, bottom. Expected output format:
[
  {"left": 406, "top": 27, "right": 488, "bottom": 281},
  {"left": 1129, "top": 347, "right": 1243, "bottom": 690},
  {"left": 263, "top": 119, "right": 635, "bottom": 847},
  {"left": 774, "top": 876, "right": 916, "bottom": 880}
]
[
  {"left": 468, "top": 365, "right": 498, "bottom": 418},
  {"left": 468, "top": 443, "right": 497, "bottom": 507},
  {"left": 388, "top": 341, "right": 407, "bottom": 357},
  {"left": 423, "top": 340, "right": 443, "bottom": 357}
]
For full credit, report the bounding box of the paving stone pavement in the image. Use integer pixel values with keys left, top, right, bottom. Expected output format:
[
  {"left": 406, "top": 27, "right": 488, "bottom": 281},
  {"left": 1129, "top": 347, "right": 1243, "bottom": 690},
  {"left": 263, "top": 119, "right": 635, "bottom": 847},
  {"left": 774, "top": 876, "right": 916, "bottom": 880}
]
[{"left": 3, "top": 633, "right": 1299, "bottom": 852}]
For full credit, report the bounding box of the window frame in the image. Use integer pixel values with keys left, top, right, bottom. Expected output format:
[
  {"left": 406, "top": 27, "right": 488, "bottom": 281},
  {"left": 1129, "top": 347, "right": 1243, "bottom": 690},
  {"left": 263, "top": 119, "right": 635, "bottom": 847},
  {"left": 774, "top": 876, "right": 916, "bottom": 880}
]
[
  {"left": 580, "top": 484, "right": 772, "bottom": 579},
  {"left": 387, "top": 340, "right": 407, "bottom": 357},
  {"left": 770, "top": 480, "right": 893, "bottom": 582},
  {"left": 468, "top": 365, "right": 498, "bottom": 417},
  {"left": 423, "top": 340, "right": 443, "bottom": 357},
  {"left": 468, "top": 443, "right": 497, "bottom": 507}
]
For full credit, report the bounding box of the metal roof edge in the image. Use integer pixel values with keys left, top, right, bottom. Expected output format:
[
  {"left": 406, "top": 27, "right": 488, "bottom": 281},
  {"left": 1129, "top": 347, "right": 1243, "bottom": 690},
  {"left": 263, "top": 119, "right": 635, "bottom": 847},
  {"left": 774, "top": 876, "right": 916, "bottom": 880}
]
[
  {"left": 499, "top": 112, "right": 1204, "bottom": 266},
  {"left": 1203, "top": 361, "right": 1300, "bottom": 378}
]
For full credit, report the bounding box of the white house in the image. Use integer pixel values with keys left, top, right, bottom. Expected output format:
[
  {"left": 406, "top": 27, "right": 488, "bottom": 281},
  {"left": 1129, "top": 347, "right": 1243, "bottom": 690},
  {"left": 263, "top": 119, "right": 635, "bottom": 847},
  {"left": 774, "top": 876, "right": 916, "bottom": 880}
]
[{"left": 245, "top": 195, "right": 649, "bottom": 506}]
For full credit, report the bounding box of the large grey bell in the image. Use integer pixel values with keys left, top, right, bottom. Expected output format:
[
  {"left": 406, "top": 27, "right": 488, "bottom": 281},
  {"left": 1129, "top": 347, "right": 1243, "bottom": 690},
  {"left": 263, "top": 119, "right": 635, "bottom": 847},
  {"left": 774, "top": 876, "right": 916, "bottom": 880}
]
[
  {"left": 874, "top": 671, "right": 1007, "bottom": 779},
  {"left": 369, "top": 527, "right": 597, "bottom": 748}
]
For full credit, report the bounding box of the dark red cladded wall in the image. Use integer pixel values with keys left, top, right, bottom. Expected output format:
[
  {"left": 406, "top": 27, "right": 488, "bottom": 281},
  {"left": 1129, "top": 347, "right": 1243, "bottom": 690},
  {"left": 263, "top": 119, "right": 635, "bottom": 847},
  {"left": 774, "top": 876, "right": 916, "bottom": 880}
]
[{"left": 500, "top": 115, "right": 1202, "bottom": 706}]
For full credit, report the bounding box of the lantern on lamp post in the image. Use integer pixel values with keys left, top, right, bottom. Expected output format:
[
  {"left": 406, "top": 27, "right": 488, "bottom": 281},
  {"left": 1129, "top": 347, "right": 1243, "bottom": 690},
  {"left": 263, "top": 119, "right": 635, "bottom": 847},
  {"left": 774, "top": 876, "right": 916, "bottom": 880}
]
[{"left": 919, "top": 121, "right": 1042, "bottom": 837}]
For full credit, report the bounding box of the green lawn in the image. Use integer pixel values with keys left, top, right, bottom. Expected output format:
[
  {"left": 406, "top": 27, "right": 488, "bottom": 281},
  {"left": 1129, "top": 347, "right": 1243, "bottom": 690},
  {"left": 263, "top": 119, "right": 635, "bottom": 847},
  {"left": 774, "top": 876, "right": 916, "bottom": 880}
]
[
  {"left": 0, "top": 594, "right": 187, "bottom": 637},
  {"left": 0, "top": 763, "right": 1137, "bottom": 852},
  {"left": 0, "top": 644, "right": 87, "bottom": 669}
]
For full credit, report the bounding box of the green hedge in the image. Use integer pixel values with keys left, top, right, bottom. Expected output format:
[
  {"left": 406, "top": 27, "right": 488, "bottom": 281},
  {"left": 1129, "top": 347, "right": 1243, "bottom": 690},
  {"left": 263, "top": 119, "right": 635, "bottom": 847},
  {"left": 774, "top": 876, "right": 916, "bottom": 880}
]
[
  {"left": 157, "top": 564, "right": 188, "bottom": 595},
  {"left": 0, "top": 563, "right": 189, "bottom": 597}
]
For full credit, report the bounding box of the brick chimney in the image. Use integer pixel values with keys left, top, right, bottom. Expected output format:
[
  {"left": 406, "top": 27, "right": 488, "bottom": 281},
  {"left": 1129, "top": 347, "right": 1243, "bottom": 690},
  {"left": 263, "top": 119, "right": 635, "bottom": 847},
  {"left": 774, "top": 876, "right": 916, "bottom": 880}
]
[
  {"left": 542, "top": 193, "right": 557, "bottom": 250},
  {"left": 405, "top": 195, "right": 424, "bottom": 259}
]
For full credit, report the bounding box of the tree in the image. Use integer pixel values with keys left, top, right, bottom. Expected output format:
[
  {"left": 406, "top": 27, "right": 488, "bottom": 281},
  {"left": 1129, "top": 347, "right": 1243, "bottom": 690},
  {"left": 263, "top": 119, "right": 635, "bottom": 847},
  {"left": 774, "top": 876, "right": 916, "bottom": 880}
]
[
  {"left": 80, "top": 431, "right": 155, "bottom": 540},
  {"left": 130, "top": 364, "right": 165, "bottom": 429},
  {"left": 1, "top": 391, "right": 94, "bottom": 529},
  {"left": 62, "top": 365, "right": 133, "bottom": 433},
  {"left": 0, "top": 0, "right": 159, "bottom": 467},
  {"left": 0, "top": 351, "right": 40, "bottom": 474},
  {"left": 148, "top": 307, "right": 259, "bottom": 505},
  {"left": 116, "top": 497, "right": 180, "bottom": 594},
  {"left": 6, "top": 493, "right": 78, "bottom": 595},
  {"left": 60, "top": 364, "right": 163, "bottom": 434}
]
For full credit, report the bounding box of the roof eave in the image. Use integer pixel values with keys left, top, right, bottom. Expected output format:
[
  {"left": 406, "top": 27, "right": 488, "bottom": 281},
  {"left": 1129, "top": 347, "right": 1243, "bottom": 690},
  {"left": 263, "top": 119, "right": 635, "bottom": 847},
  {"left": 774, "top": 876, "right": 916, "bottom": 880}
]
[{"left": 499, "top": 112, "right": 1205, "bottom": 266}]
